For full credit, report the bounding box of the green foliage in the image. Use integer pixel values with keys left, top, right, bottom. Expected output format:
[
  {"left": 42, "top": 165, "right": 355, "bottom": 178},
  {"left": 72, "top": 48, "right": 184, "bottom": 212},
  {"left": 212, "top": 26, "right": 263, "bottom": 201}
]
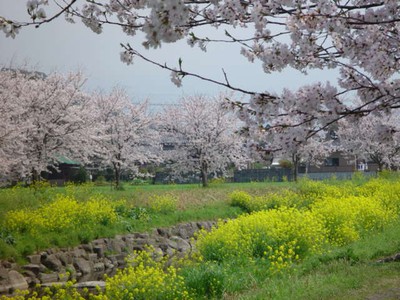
[
  {"left": 311, "top": 195, "right": 395, "bottom": 245},
  {"left": 377, "top": 169, "right": 400, "bottom": 180},
  {"left": 229, "top": 190, "right": 253, "bottom": 212},
  {"left": 102, "top": 246, "right": 192, "bottom": 300},
  {"left": 72, "top": 166, "right": 88, "bottom": 184},
  {"left": 3, "top": 194, "right": 119, "bottom": 235},
  {"left": 201, "top": 175, "right": 400, "bottom": 274},
  {"left": 183, "top": 261, "right": 226, "bottom": 299},
  {"left": 4, "top": 176, "right": 400, "bottom": 299},
  {"left": 115, "top": 205, "right": 150, "bottom": 222},
  {"left": 197, "top": 207, "right": 326, "bottom": 270},
  {"left": 351, "top": 170, "right": 367, "bottom": 183},
  {"left": 94, "top": 175, "right": 107, "bottom": 186},
  {"left": 279, "top": 159, "right": 293, "bottom": 169},
  {"left": 131, "top": 178, "right": 150, "bottom": 185},
  {"left": 209, "top": 177, "right": 226, "bottom": 185},
  {"left": 230, "top": 189, "right": 308, "bottom": 212}
]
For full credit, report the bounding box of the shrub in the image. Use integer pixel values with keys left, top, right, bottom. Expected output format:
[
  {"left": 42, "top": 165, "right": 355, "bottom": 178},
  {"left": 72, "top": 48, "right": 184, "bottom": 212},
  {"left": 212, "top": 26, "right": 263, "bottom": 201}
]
[
  {"left": 209, "top": 177, "right": 226, "bottom": 185},
  {"left": 230, "top": 189, "right": 305, "bottom": 212},
  {"left": 3, "top": 194, "right": 119, "bottom": 236},
  {"left": 196, "top": 207, "right": 327, "bottom": 271},
  {"left": 94, "top": 175, "right": 107, "bottom": 186},
  {"left": 311, "top": 195, "right": 396, "bottom": 246},
  {"left": 131, "top": 178, "right": 149, "bottom": 185},
  {"left": 102, "top": 247, "right": 192, "bottom": 300},
  {"left": 229, "top": 190, "right": 253, "bottom": 212},
  {"left": 72, "top": 166, "right": 88, "bottom": 184},
  {"left": 279, "top": 159, "right": 293, "bottom": 169}
]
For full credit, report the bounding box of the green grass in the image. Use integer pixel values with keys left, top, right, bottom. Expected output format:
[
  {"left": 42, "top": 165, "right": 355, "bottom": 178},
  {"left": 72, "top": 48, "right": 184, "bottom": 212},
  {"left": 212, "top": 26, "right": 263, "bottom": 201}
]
[
  {"left": 0, "top": 181, "right": 291, "bottom": 218},
  {"left": 0, "top": 181, "right": 288, "bottom": 261},
  {"left": 221, "top": 220, "right": 400, "bottom": 299},
  {"left": 3, "top": 175, "right": 400, "bottom": 299}
]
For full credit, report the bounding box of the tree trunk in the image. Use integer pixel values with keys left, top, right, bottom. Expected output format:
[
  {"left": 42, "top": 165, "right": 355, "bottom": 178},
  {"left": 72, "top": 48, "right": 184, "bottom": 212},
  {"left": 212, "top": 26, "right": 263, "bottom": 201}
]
[
  {"left": 200, "top": 162, "right": 208, "bottom": 187},
  {"left": 292, "top": 153, "right": 299, "bottom": 182},
  {"left": 31, "top": 168, "right": 40, "bottom": 183},
  {"left": 113, "top": 163, "right": 121, "bottom": 189}
]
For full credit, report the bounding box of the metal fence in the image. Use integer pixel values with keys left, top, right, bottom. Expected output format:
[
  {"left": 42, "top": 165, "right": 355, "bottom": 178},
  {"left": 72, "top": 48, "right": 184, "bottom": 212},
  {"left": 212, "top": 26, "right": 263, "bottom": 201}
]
[
  {"left": 298, "top": 171, "right": 377, "bottom": 181},
  {"left": 233, "top": 168, "right": 292, "bottom": 182},
  {"left": 153, "top": 169, "right": 377, "bottom": 185}
]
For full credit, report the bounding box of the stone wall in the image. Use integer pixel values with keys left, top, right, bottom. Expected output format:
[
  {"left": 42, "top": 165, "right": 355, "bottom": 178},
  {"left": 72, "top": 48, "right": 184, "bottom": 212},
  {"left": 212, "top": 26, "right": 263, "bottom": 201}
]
[{"left": 0, "top": 221, "right": 216, "bottom": 296}]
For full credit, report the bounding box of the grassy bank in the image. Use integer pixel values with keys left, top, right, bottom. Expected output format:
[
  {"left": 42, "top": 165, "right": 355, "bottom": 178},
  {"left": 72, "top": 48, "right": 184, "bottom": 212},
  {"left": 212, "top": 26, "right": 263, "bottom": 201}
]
[
  {"left": 0, "top": 181, "right": 290, "bottom": 262},
  {"left": 3, "top": 173, "right": 400, "bottom": 299}
]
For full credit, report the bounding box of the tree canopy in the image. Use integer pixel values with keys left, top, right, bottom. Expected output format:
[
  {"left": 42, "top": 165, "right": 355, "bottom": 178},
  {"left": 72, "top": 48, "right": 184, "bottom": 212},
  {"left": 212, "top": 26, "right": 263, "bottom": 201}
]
[
  {"left": 2, "top": 1, "right": 399, "bottom": 138},
  {"left": 2, "top": 1, "right": 400, "bottom": 178}
]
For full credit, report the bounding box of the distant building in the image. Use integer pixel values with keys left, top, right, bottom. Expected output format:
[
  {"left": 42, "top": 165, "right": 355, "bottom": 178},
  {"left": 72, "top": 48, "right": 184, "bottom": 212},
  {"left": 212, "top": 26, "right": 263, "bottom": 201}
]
[{"left": 41, "top": 155, "right": 82, "bottom": 186}]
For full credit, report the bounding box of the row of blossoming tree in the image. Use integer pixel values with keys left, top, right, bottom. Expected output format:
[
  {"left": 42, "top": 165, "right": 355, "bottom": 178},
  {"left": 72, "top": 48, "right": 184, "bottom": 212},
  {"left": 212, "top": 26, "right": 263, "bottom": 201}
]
[
  {"left": 2, "top": 1, "right": 400, "bottom": 186},
  {"left": 1, "top": 67, "right": 400, "bottom": 189},
  {"left": 0, "top": 68, "right": 250, "bottom": 188}
]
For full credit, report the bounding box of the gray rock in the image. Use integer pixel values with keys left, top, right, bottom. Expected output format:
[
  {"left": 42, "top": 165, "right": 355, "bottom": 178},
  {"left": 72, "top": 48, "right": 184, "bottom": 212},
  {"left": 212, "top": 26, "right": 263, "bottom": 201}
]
[
  {"left": 88, "top": 253, "right": 98, "bottom": 263},
  {"left": 124, "top": 239, "right": 134, "bottom": 251},
  {"left": 167, "top": 238, "right": 179, "bottom": 250},
  {"left": 42, "top": 254, "right": 63, "bottom": 271},
  {"left": 93, "top": 245, "right": 105, "bottom": 258},
  {"left": 0, "top": 267, "right": 9, "bottom": 280},
  {"left": 25, "top": 273, "right": 40, "bottom": 287},
  {"left": 27, "top": 254, "right": 41, "bottom": 265},
  {"left": 22, "top": 264, "right": 42, "bottom": 275},
  {"left": 103, "top": 258, "right": 115, "bottom": 270},
  {"left": 0, "top": 220, "right": 209, "bottom": 297},
  {"left": 73, "top": 258, "right": 93, "bottom": 275},
  {"left": 72, "top": 247, "right": 87, "bottom": 259},
  {"left": 92, "top": 238, "right": 107, "bottom": 245},
  {"left": 73, "top": 280, "right": 106, "bottom": 291},
  {"left": 170, "top": 236, "right": 191, "bottom": 252},
  {"left": 134, "top": 232, "right": 149, "bottom": 239},
  {"left": 56, "top": 252, "right": 72, "bottom": 266},
  {"left": 82, "top": 243, "right": 93, "bottom": 253},
  {"left": 93, "top": 262, "right": 105, "bottom": 272},
  {"left": 39, "top": 272, "right": 59, "bottom": 284},
  {"left": 174, "top": 225, "right": 191, "bottom": 239},
  {"left": 8, "top": 270, "right": 29, "bottom": 291},
  {"left": 106, "top": 254, "right": 119, "bottom": 266},
  {"left": 109, "top": 239, "right": 124, "bottom": 253}
]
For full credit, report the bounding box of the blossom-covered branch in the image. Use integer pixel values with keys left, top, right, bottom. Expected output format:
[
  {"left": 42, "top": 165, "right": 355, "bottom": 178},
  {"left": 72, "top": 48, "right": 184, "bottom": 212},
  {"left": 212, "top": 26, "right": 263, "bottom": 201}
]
[{"left": 2, "top": 1, "right": 400, "bottom": 136}]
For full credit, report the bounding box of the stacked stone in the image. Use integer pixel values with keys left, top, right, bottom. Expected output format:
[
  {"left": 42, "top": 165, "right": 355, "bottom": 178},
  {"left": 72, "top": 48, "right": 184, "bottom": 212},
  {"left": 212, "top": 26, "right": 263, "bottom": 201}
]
[{"left": 0, "top": 221, "right": 216, "bottom": 296}]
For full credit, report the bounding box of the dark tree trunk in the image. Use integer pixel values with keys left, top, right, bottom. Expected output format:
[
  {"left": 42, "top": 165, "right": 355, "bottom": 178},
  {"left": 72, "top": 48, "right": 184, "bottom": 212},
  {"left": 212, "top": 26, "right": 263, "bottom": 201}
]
[
  {"left": 292, "top": 153, "right": 299, "bottom": 182},
  {"left": 31, "top": 168, "right": 40, "bottom": 183},
  {"left": 200, "top": 162, "right": 209, "bottom": 187},
  {"left": 113, "top": 162, "right": 121, "bottom": 189},
  {"left": 370, "top": 153, "right": 385, "bottom": 172}
]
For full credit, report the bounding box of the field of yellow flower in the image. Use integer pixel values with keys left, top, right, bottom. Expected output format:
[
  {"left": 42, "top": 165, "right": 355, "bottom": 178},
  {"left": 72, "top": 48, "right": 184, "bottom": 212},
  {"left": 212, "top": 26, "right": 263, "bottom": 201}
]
[
  {"left": 197, "top": 174, "right": 400, "bottom": 274},
  {"left": 2, "top": 173, "right": 400, "bottom": 299}
]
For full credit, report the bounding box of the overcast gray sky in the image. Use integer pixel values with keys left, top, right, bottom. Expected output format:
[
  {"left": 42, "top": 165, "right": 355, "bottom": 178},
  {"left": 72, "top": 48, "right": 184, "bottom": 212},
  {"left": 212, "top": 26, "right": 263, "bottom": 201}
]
[{"left": 0, "top": 1, "right": 338, "bottom": 105}]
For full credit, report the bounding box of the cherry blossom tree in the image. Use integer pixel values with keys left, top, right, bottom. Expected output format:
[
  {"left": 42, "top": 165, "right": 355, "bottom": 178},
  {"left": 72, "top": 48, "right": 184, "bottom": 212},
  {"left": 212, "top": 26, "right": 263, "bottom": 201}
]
[
  {"left": 91, "top": 88, "right": 160, "bottom": 189},
  {"left": 160, "top": 94, "right": 248, "bottom": 187},
  {"left": 0, "top": 69, "right": 94, "bottom": 182},
  {"left": 2, "top": 1, "right": 400, "bottom": 135},
  {"left": 336, "top": 113, "right": 400, "bottom": 171},
  {"left": 242, "top": 108, "right": 334, "bottom": 181},
  {"left": 0, "top": 70, "right": 28, "bottom": 180}
]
